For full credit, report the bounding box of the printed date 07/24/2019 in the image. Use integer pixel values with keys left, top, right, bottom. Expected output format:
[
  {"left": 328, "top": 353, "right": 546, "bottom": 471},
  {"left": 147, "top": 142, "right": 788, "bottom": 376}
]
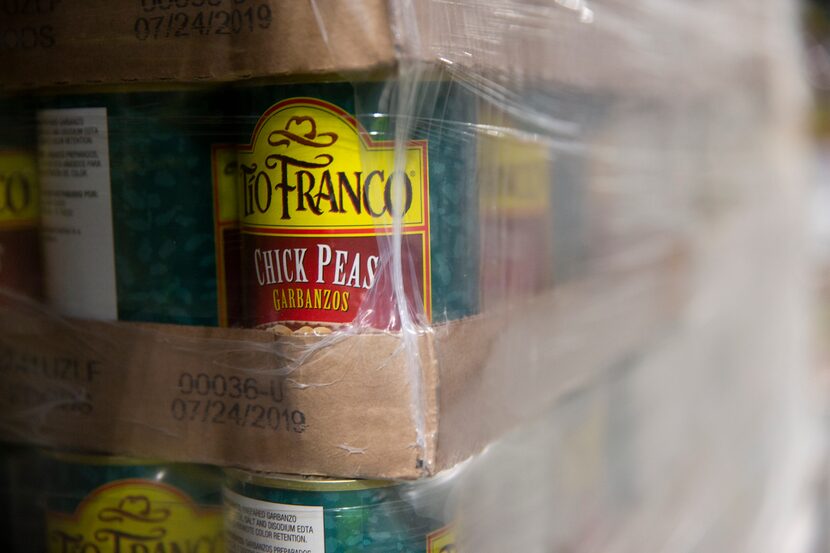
[
  {"left": 134, "top": 5, "right": 272, "bottom": 40},
  {"left": 170, "top": 398, "right": 307, "bottom": 433}
]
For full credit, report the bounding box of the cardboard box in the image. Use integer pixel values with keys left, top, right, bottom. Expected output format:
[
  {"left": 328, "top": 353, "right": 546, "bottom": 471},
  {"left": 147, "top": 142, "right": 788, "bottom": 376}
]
[
  {"left": 0, "top": 0, "right": 690, "bottom": 480},
  {"left": 0, "top": 247, "right": 685, "bottom": 479},
  {"left": 0, "top": 0, "right": 397, "bottom": 89},
  {"left": 0, "top": 0, "right": 701, "bottom": 94}
]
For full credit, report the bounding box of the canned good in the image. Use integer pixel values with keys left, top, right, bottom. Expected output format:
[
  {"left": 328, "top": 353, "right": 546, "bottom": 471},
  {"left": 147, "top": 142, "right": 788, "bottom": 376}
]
[
  {"left": 0, "top": 94, "right": 42, "bottom": 300},
  {"left": 477, "top": 104, "right": 553, "bottom": 307},
  {"left": 223, "top": 469, "right": 455, "bottom": 553},
  {"left": 36, "top": 85, "right": 241, "bottom": 326},
  {"left": 234, "top": 78, "right": 479, "bottom": 330},
  {"left": 42, "top": 451, "right": 224, "bottom": 553}
]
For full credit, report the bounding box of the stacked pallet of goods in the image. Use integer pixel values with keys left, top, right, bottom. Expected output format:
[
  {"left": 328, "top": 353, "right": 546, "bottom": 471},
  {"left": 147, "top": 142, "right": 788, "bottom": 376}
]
[{"left": 0, "top": 1, "right": 814, "bottom": 552}]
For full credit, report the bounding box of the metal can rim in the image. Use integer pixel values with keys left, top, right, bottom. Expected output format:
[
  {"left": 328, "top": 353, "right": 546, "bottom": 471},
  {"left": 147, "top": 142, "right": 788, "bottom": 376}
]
[{"left": 224, "top": 468, "right": 397, "bottom": 492}]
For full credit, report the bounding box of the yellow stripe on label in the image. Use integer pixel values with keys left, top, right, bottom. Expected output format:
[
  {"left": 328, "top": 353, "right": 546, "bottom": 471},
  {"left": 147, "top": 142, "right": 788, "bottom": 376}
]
[{"left": 0, "top": 150, "right": 38, "bottom": 227}]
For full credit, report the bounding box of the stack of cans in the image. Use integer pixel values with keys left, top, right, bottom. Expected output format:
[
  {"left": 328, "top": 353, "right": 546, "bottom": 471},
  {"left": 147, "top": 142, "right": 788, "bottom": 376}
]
[
  {"left": 11, "top": 450, "right": 457, "bottom": 553},
  {"left": 2, "top": 72, "right": 471, "bottom": 552}
]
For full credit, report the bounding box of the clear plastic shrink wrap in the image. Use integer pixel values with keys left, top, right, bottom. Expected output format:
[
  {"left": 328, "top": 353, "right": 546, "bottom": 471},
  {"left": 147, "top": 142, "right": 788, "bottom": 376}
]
[{"left": 0, "top": 0, "right": 819, "bottom": 552}]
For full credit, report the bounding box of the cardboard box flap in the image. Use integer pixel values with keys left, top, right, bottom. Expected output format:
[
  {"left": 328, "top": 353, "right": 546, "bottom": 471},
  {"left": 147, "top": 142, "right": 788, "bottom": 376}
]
[
  {"left": 0, "top": 301, "right": 437, "bottom": 479},
  {"left": 1, "top": 0, "right": 397, "bottom": 88}
]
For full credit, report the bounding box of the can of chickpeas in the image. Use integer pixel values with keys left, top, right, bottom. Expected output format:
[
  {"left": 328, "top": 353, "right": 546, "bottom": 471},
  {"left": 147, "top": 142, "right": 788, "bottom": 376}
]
[
  {"left": 42, "top": 450, "right": 224, "bottom": 553},
  {"left": 36, "top": 84, "right": 242, "bottom": 326},
  {"left": 223, "top": 469, "right": 455, "bottom": 553},
  {"left": 233, "top": 77, "right": 479, "bottom": 333}
]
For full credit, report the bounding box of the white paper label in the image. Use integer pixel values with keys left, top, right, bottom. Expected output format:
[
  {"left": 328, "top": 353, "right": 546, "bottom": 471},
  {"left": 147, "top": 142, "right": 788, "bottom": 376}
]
[
  {"left": 38, "top": 108, "right": 118, "bottom": 320},
  {"left": 224, "top": 488, "right": 325, "bottom": 553}
]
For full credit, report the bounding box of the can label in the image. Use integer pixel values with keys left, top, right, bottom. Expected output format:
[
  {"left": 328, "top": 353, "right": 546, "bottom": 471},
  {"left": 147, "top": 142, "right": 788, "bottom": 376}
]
[
  {"left": 213, "top": 144, "right": 241, "bottom": 327},
  {"left": 37, "top": 90, "right": 238, "bottom": 326},
  {"left": 224, "top": 488, "right": 325, "bottom": 553},
  {"left": 0, "top": 149, "right": 41, "bottom": 298},
  {"left": 427, "top": 524, "right": 457, "bottom": 553},
  {"left": 46, "top": 479, "right": 223, "bottom": 553},
  {"left": 478, "top": 112, "right": 553, "bottom": 307},
  {"left": 38, "top": 107, "right": 118, "bottom": 320},
  {"left": 239, "top": 98, "right": 430, "bottom": 329}
]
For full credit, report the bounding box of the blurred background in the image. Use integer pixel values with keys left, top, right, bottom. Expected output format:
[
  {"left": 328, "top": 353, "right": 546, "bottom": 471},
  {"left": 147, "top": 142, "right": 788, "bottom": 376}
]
[{"left": 805, "top": 1, "right": 830, "bottom": 551}]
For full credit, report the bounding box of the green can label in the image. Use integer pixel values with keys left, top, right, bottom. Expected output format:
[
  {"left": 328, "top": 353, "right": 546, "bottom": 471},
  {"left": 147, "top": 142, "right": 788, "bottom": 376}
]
[
  {"left": 224, "top": 488, "right": 324, "bottom": 553},
  {"left": 47, "top": 479, "right": 223, "bottom": 552},
  {"left": 37, "top": 88, "right": 236, "bottom": 326},
  {"left": 223, "top": 471, "right": 452, "bottom": 553},
  {"left": 44, "top": 454, "right": 225, "bottom": 553}
]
